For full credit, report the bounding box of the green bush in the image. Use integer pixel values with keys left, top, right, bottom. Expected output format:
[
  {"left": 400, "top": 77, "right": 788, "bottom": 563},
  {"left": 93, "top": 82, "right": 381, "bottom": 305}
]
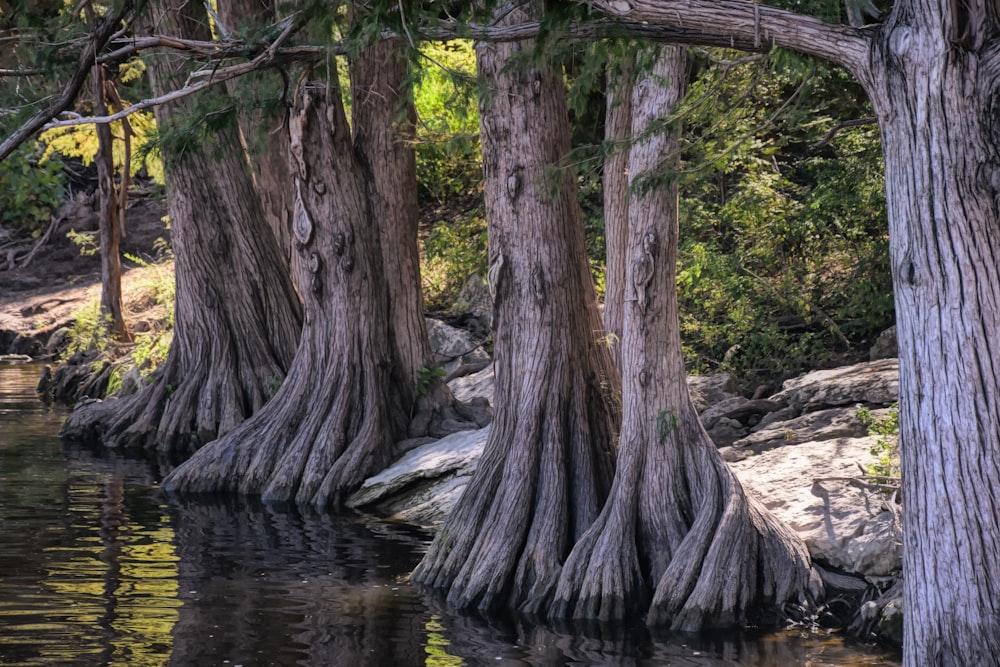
[
  {"left": 412, "top": 41, "right": 481, "bottom": 203},
  {"left": 422, "top": 208, "right": 488, "bottom": 311},
  {"left": 0, "top": 145, "right": 65, "bottom": 233}
]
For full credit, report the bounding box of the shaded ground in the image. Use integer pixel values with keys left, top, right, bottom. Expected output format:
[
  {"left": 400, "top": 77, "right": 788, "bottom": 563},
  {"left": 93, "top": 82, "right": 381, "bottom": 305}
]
[{"left": 0, "top": 194, "right": 169, "bottom": 357}]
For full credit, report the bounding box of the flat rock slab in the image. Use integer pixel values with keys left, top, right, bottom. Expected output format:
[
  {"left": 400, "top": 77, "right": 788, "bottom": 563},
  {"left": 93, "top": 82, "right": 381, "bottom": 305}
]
[
  {"left": 770, "top": 359, "right": 898, "bottom": 414},
  {"left": 347, "top": 427, "right": 489, "bottom": 525},
  {"left": 731, "top": 436, "right": 902, "bottom": 577},
  {"left": 733, "top": 406, "right": 891, "bottom": 453}
]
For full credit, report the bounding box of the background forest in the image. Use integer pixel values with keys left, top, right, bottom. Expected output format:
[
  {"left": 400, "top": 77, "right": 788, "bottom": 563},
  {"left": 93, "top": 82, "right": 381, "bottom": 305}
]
[{"left": 0, "top": 3, "right": 891, "bottom": 392}]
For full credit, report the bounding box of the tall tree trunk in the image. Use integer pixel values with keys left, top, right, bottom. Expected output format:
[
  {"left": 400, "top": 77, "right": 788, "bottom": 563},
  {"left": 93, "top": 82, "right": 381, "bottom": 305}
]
[
  {"left": 866, "top": 9, "right": 1000, "bottom": 664},
  {"left": 162, "top": 44, "right": 410, "bottom": 506},
  {"left": 61, "top": 0, "right": 301, "bottom": 457},
  {"left": 601, "top": 51, "right": 634, "bottom": 370},
  {"left": 92, "top": 63, "right": 131, "bottom": 343},
  {"left": 548, "top": 46, "right": 814, "bottom": 630},
  {"left": 349, "top": 31, "right": 471, "bottom": 435},
  {"left": 411, "top": 5, "right": 619, "bottom": 613},
  {"left": 217, "top": 0, "right": 295, "bottom": 265}
]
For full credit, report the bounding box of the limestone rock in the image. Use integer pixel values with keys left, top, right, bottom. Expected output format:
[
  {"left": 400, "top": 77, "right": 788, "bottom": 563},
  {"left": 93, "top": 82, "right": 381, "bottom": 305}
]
[
  {"left": 425, "top": 318, "right": 491, "bottom": 377},
  {"left": 456, "top": 274, "right": 492, "bottom": 327},
  {"left": 770, "top": 359, "right": 898, "bottom": 414},
  {"left": 869, "top": 325, "right": 897, "bottom": 361},
  {"left": 448, "top": 363, "right": 495, "bottom": 405},
  {"left": 731, "top": 435, "right": 902, "bottom": 577},
  {"left": 687, "top": 373, "right": 740, "bottom": 413},
  {"left": 347, "top": 427, "right": 488, "bottom": 526},
  {"left": 734, "top": 406, "right": 889, "bottom": 453}
]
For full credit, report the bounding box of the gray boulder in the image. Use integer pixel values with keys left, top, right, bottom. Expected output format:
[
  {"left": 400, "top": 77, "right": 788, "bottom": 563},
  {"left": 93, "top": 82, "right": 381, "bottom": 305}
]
[
  {"left": 347, "top": 427, "right": 488, "bottom": 526},
  {"left": 731, "top": 435, "right": 902, "bottom": 577},
  {"left": 456, "top": 275, "right": 492, "bottom": 326},
  {"left": 687, "top": 373, "right": 740, "bottom": 413},
  {"left": 733, "top": 406, "right": 891, "bottom": 453},
  {"left": 448, "top": 363, "right": 495, "bottom": 405},
  {"left": 869, "top": 326, "right": 898, "bottom": 361},
  {"left": 425, "top": 318, "right": 491, "bottom": 377}
]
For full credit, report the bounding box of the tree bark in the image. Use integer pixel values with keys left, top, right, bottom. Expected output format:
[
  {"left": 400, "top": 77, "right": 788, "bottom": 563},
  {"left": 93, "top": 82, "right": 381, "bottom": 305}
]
[
  {"left": 348, "top": 30, "right": 472, "bottom": 436},
  {"left": 217, "top": 0, "right": 296, "bottom": 265},
  {"left": 61, "top": 0, "right": 302, "bottom": 457},
  {"left": 548, "top": 45, "right": 814, "bottom": 630},
  {"left": 411, "top": 5, "right": 619, "bottom": 614},
  {"left": 602, "top": 50, "right": 634, "bottom": 371},
  {"left": 864, "top": 8, "right": 1000, "bottom": 664},
  {"left": 161, "top": 45, "right": 410, "bottom": 506}
]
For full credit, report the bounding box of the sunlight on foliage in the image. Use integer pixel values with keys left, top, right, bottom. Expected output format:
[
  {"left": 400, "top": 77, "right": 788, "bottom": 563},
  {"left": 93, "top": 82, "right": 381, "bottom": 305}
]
[
  {"left": 422, "top": 209, "right": 487, "bottom": 311},
  {"left": 412, "top": 40, "right": 481, "bottom": 202},
  {"left": 41, "top": 108, "right": 165, "bottom": 184}
]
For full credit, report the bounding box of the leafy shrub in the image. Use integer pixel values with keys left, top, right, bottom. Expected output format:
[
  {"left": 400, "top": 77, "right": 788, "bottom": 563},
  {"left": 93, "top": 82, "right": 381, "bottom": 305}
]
[
  {"left": 857, "top": 403, "right": 900, "bottom": 487},
  {"left": 0, "top": 145, "right": 65, "bottom": 233},
  {"left": 422, "top": 208, "right": 488, "bottom": 311},
  {"left": 412, "top": 41, "right": 481, "bottom": 203}
]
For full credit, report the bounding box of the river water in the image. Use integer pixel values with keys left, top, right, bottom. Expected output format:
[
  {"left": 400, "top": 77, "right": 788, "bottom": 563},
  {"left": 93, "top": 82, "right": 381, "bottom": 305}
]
[{"left": 0, "top": 362, "right": 901, "bottom": 666}]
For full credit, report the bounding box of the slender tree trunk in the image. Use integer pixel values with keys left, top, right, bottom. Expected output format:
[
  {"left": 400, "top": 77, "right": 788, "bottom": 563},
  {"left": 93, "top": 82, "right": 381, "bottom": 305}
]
[
  {"left": 865, "top": 10, "right": 1000, "bottom": 664},
  {"left": 92, "top": 63, "right": 130, "bottom": 343},
  {"left": 602, "top": 51, "right": 634, "bottom": 370},
  {"left": 162, "top": 45, "right": 409, "bottom": 506},
  {"left": 411, "top": 5, "right": 619, "bottom": 614},
  {"left": 61, "top": 0, "right": 301, "bottom": 457},
  {"left": 549, "top": 46, "right": 814, "bottom": 630}
]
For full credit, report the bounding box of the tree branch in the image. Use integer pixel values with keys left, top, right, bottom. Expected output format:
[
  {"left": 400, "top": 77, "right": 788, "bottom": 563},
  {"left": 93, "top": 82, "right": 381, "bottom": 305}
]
[
  {"left": 583, "top": 0, "right": 872, "bottom": 76},
  {"left": 810, "top": 115, "right": 877, "bottom": 149},
  {"left": 0, "top": 1, "right": 134, "bottom": 163}
]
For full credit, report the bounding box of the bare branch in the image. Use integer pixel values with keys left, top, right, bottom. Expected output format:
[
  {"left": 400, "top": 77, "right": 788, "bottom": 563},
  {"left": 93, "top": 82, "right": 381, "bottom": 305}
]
[
  {"left": 810, "top": 115, "right": 877, "bottom": 149},
  {"left": 583, "top": 0, "right": 872, "bottom": 76},
  {"left": 0, "top": 68, "right": 45, "bottom": 76},
  {"left": 0, "top": 1, "right": 134, "bottom": 163}
]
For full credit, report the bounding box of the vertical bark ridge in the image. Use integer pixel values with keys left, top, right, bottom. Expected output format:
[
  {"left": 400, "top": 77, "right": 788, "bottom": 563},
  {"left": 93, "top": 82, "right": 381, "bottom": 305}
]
[{"left": 869, "top": 9, "right": 1000, "bottom": 662}]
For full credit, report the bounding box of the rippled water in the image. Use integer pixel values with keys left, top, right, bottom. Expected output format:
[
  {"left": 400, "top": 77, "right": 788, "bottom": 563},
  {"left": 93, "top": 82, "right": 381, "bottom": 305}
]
[{"left": 0, "top": 362, "right": 901, "bottom": 666}]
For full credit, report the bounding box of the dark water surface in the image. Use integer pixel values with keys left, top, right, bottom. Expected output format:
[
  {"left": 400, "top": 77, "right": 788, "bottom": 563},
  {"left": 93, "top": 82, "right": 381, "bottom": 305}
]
[{"left": 0, "top": 362, "right": 901, "bottom": 666}]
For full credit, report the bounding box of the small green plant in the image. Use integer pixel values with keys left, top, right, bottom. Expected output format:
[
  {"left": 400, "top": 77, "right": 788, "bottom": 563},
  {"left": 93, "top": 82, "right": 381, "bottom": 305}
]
[
  {"left": 66, "top": 229, "right": 99, "bottom": 256},
  {"left": 415, "top": 365, "right": 447, "bottom": 396},
  {"left": 656, "top": 409, "right": 680, "bottom": 443},
  {"left": 857, "top": 403, "right": 900, "bottom": 486}
]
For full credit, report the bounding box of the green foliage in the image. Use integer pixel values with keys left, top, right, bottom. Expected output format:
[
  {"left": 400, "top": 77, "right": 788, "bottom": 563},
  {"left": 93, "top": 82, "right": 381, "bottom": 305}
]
[
  {"left": 673, "top": 51, "right": 892, "bottom": 385},
  {"left": 41, "top": 108, "right": 165, "bottom": 184},
  {"left": 66, "top": 229, "right": 99, "bottom": 256},
  {"left": 412, "top": 41, "right": 481, "bottom": 202},
  {"left": 857, "top": 403, "right": 900, "bottom": 484},
  {"left": 422, "top": 208, "right": 488, "bottom": 311},
  {"left": 0, "top": 145, "right": 65, "bottom": 232},
  {"left": 415, "top": 365, "right": 447, "bottom": 396}
]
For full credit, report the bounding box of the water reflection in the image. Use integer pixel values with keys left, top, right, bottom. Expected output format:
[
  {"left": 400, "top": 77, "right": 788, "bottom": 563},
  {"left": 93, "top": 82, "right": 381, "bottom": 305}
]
[{"left": 0, "top": 363, "right": 901, "bottom": 666}]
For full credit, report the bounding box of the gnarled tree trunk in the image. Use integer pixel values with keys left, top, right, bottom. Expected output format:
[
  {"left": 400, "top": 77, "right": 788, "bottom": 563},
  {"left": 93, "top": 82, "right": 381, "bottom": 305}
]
[
  {"left": 349, "top": 30, "right": 476, "bottom": 436},
  {"left": 61, "top": 0, "right": 301, "bottom": 458},
  {"left": 161, "top": 44, "right": 410, "bottom": 506},
  {"left": 601, "top": 50, "right": 634, "bottom": 370},
  {"left": 411, "top": 5, "right": 619, "bottom": 614},
  {"left": 548, "top": 46, "right": 814, "bottom": 630},
  {"left": 581, "top": 1, "right": 1000, "bottom": 660}
]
